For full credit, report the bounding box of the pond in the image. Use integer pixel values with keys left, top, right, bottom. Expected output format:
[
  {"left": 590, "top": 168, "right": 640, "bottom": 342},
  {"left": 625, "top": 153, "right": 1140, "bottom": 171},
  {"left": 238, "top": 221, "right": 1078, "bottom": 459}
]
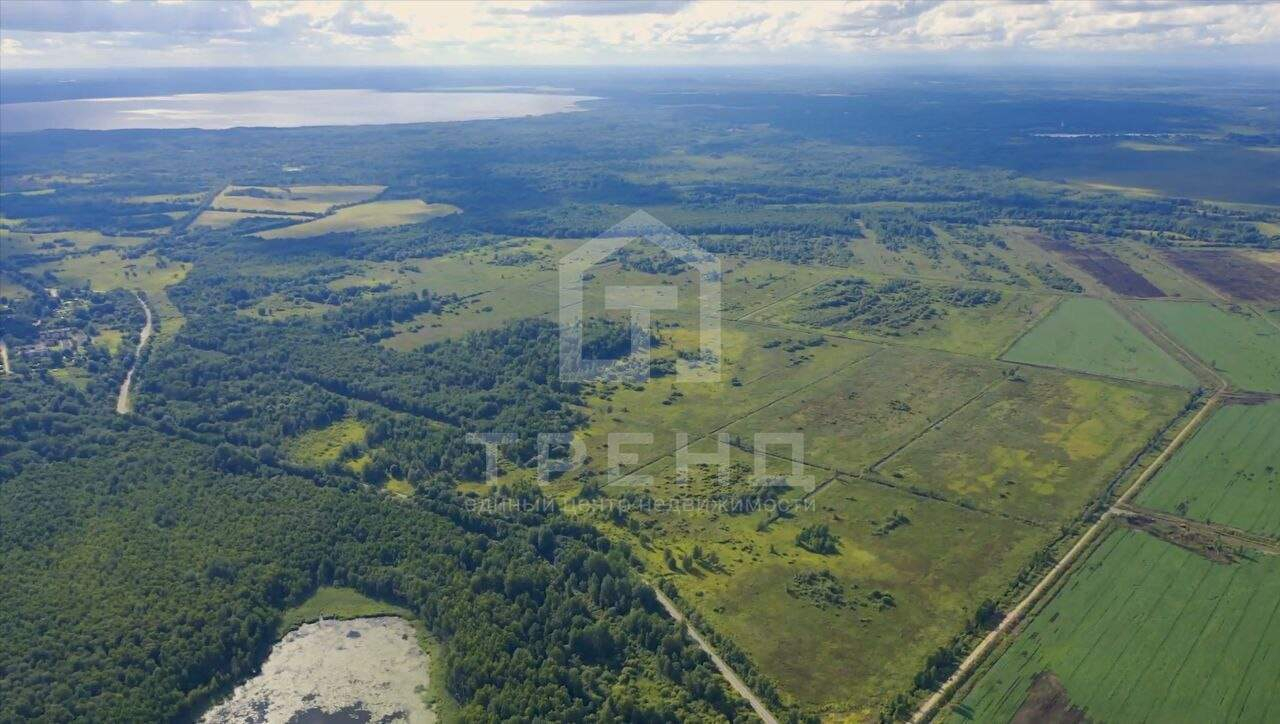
[
  {"left": 0, "top": 89, "right": 596, "bottom": 132},
  {"left": 201, "top": 616, "right": 435, "bottom": 724}
]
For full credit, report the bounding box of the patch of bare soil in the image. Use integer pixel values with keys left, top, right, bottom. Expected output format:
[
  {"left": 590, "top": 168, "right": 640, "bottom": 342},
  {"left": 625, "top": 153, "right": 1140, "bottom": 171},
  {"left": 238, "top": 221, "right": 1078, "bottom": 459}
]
[
  {"left": 1011, "top": 671, "right": 1090, "bottom": 724},
  {"left": 1033, "top": 237, "right": 1165, "bottom": 297},
  {"left": 1119, "top": 512, "right": 1244, "bottom": 564},
  {"left": 1164, "top": 249, "right": 1280, "bottom": 302}
]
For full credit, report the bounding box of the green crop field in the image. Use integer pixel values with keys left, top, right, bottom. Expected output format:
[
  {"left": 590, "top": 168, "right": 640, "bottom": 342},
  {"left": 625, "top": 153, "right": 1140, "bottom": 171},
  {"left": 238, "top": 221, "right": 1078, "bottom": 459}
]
[
  {"left": 1138, "top": 301, "right": 1280, "bottom": 392},
  {"left": 1002, "top": 297, "right": 1197, "bottom": 387},
  {"left": 951, "top": 526, "right": 1280, "bottom": 723},
  {"left": 882, "top": 371, "right": 1188, "bottom": 523},
  {"left": 1137, "top": 400, "right": 1280, "bottom": 538}
]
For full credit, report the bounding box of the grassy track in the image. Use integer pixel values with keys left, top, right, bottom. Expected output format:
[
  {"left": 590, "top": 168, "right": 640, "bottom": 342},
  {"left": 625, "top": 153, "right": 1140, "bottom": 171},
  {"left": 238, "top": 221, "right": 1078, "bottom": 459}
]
[
  {"left": 948, "top": 527, "right": 1280, "bottom": 723},
  {"left": 1136, "top": 401, "right": 1280, "bottom": 538},
  {"left": 1002, "top": 297, "right": 1196, "bottom": 388},
  {"left": 1137, "top": 301, "right": 1280, "bottom": 392}
]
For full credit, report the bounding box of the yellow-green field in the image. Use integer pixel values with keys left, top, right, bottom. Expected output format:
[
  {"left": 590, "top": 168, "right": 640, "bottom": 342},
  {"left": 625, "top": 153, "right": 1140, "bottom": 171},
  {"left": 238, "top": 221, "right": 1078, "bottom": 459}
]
[
  {"left": 605, "top": 471, "right": 1049, "bottom": 717},
  {"left": 50, "top": 366, "right": 92, "bottom": 391},
  {"left": 880, "top": 371, "right": 1188, "bottom": 523},
  {"left": 257, "top": 200, "right": 459, "bottom": 240},
  {"left": 281, "top": 418, "right": 367, "bottom": 467},
  {"left": 722, "top": 346, "right": 1005, "bottom": 475}
]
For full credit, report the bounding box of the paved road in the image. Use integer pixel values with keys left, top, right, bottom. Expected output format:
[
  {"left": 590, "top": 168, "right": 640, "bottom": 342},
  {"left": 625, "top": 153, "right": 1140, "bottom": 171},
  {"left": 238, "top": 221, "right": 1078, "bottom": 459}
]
[
  {"left": 651, "top": 585, "right": 780, "bottom": 724},
  {"left": 116, "top": 291, "right": 153, "bottom": 414}
]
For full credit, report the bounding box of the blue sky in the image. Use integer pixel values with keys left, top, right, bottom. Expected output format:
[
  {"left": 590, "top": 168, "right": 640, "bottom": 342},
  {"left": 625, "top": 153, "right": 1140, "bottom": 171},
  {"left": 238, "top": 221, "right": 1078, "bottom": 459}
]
[{"left": 2, "top": 1, "right": 1278, "bottom": 68}]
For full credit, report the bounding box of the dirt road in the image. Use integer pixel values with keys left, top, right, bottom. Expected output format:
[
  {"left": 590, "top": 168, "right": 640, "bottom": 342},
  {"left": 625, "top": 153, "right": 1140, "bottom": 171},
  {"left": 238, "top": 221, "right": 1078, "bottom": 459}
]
[
  {"left": 650, "top": 585, "right": 779, "bottom": 724},
  {"left": 116, "top": 291, "right": 153, "bottom": 414},
  {"left": 0, "top": 341, "right": 10, "bottom": 375},
  {"left": 911, "top": 389, "right": 1225, "bottom": 723}
]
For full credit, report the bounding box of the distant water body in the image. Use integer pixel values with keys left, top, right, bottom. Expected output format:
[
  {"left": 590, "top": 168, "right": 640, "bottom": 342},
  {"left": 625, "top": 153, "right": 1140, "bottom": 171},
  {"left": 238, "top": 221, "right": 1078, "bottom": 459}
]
[{"left": 0, "top": 89, "right": 596, "bottom": 132}]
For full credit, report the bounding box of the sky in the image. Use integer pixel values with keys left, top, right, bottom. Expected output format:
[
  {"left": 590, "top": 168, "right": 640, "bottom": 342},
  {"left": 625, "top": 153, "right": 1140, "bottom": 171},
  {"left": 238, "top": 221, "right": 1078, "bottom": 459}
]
[{"left": 1, "top": 0, "right": 1278, "bottom": 69}]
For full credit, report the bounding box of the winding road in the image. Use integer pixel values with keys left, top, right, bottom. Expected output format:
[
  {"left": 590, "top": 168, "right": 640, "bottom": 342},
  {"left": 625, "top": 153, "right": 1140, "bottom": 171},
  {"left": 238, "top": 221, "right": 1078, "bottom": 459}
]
[{"left": 115, "top": 291, "right": 153, "bottom": 414}]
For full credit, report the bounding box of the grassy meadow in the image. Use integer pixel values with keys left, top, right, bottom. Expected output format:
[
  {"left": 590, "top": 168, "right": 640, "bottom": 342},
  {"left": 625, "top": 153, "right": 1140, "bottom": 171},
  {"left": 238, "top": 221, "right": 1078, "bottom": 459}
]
[
  {"left": 611, "top": 473, "right": 1049, "bottom": 717},
  {"left": 1002, "top": 297, "right": 1197, "bottom": 388},
  {"left": 881, "top": 371, "right": 1189, "bottom": 523}
]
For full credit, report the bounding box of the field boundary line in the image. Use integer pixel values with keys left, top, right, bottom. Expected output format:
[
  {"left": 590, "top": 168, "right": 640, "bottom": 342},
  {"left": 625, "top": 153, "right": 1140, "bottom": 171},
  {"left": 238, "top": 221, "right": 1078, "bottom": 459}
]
[
  {"left": 868, "top": 376, "right": 1008, "bottom": 473},
  {"left": 1114, "top": 299, "right": 1226, "bottom": 389},
  {"left": 994, "top": 294, "right": 1063, "bottom": 361},
  {"left": 649, "top": 584, "right": 780, "bottom": 724},
  {"left": 609, "top": 346, "right": 886, "bottom": 480},
  {"left": 1115, "top": 504, "right": 1280, "bottom": 553},
  {"left": 911, "top": 386, "right": 1225, "bottom": 723},
  {"left": 732, "top": 277, "right": 832, "bottom": 322}
]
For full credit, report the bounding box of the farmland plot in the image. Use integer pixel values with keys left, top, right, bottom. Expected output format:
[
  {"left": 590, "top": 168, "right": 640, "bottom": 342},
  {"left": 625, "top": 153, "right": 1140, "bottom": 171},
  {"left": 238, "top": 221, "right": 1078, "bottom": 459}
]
[
  {"left": 1137, "top": 400, "right": 1280, "bottom": 538},
  {"left": 951, "top": 527, "right": 1280, "bottom": 724},
  {"left": 1138, "top": 301, "right": 1280, "bottom": 392},
  {"left": 1002, "top": 297, "right": 1196, "bottom": 388}
]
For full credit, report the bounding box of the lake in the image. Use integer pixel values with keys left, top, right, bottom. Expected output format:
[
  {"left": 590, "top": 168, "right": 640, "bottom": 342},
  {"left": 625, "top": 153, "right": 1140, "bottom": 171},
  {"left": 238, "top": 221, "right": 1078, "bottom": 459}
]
[
  {"left": 201, "top": 617, "right": 435, "bottom": 724},
  {"left": 0, "top": 89, "right": 596, "bottom": 132}
]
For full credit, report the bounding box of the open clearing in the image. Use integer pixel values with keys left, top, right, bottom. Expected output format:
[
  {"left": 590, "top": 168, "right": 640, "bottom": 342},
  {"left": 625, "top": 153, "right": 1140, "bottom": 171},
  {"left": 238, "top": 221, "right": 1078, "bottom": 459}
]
[
  {"left": 881, "top": 370, "right": 1188, "bottom": 523},
  {"left": 202, "top": 617, "right": 436, "bottom": 724},
  {"left": 950, "top": 526, "right": 1280, "bottom": 723},
  {"left": 1002, "top": 297, "right": 1196, "bottom": 388},
  {"left": 257, "top": 199, "right": 460, "bottom": 239},
  {"left": 612, "top": 474, "right": 1048, "bottom": 717},
  {"left": 1138, "top": 301, "right": 1280, "bottom": 392},
  {"left": 282, "top": 417, "right": 367, "bottom": 467},
  {"left": 1136, "top": 400, "right": 1280, "bottom": 539},
  {"left": 1164, "top": 249, "right": 1280, "bottom": 302}
]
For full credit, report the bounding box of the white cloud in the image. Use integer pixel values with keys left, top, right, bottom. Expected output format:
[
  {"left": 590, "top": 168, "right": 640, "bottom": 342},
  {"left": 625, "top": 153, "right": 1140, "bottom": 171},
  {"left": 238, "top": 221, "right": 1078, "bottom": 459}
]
[{"left": 1, "top": 0, "right": 1277, "bottom": 67}]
